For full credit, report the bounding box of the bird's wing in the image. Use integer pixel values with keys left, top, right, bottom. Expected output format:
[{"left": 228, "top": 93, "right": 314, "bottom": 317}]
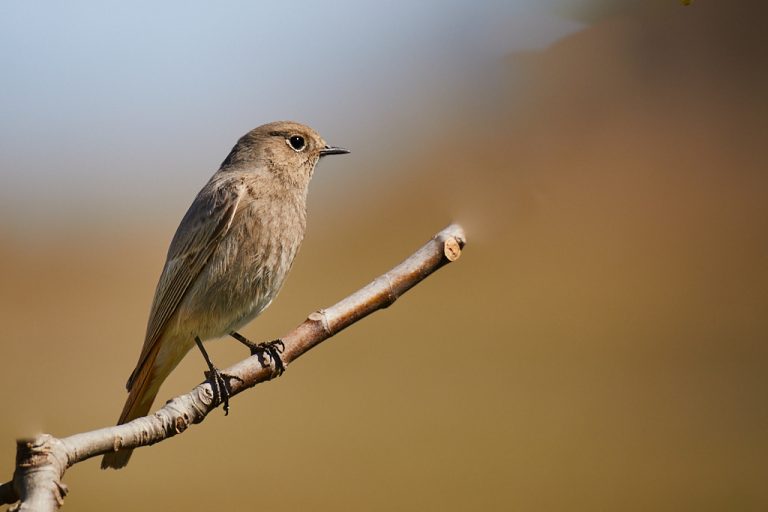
[{"left": 126, "top": 178, "right": 245, "bottom": 390}]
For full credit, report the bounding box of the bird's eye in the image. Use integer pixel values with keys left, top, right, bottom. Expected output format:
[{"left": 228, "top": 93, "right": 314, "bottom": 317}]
[{"left": 288, "top": 135, "right": 306, "bottom": 151}]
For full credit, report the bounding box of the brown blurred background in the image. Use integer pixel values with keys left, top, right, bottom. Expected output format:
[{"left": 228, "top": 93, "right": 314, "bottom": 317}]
[{"left": 1, "top": 1, "right": 767, "bottom": 510}]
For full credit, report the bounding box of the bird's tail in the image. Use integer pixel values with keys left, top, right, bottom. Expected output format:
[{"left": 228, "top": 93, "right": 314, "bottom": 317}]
[{"left": 101, "top": 343, "right": 164, "bottom": 470}]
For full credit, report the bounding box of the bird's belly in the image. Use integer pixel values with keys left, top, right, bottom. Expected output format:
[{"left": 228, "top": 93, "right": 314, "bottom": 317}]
[{"left": 172, "top": 271, "right": 278, "bottom": 341}]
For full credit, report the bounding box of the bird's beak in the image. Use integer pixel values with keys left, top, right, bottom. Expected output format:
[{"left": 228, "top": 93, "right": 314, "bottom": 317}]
[{"left": 319, "top": 145, "right": 350, "bottom": 156}]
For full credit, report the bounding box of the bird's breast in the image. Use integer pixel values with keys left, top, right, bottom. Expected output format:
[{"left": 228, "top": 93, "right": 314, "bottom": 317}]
[{"left": 174, "top": 193, "right": 307, "bottom": 339}]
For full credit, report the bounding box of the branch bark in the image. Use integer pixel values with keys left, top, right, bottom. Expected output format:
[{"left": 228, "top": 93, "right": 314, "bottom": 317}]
[{"left": 1, "top": 223, "right": 466, "bottom": 511}]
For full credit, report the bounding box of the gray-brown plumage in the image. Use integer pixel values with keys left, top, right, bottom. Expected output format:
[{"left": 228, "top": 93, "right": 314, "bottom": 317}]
[{"left": 101, "top": 121, "right": 348, "bottom": 469}]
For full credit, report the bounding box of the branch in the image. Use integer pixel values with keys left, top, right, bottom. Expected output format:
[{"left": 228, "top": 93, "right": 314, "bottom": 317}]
[{"left": 1, "top": 223, "right": 466, "bottom": 511}]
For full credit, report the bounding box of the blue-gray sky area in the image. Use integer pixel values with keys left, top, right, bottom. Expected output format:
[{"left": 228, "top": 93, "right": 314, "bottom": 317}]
[{"left": 0, "top": 0, "right": 582, "bottom": 232}]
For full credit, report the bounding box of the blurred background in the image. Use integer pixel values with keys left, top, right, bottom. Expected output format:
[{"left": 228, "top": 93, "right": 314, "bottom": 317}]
[{"left": 1, "top": 1, "right": 766, "bottom": 510}]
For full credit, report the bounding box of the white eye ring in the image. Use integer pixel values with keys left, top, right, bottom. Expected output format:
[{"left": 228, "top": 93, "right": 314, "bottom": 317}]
[{"left": 287, "top": 135, "right": 306, "bottom": 152}]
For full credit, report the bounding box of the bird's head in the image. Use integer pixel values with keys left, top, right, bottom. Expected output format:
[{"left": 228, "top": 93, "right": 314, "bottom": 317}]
[{"left": 220, "top": 121, "right": 349, "bottom": 188}]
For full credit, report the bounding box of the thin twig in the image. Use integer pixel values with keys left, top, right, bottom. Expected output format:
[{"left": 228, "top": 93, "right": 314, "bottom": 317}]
[{"left": 0, "top": 223, "right": 466, "bottom": 511}]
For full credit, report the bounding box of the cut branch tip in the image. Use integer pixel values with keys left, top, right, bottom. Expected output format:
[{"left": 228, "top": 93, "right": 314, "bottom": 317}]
[{"left": 443, "top": 237, "right": 462, "bottom": 262}]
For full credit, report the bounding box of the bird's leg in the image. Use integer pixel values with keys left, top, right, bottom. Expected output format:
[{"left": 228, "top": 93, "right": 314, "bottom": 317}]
[
  {"left": 194, "top": 336, "right": 240, "bottom": 415},
  {"left": 229, "top": 331, "right": 260, "bottom": 354},
  {"left": 230, "top": 332, "right": 286, "bottom": 376}
]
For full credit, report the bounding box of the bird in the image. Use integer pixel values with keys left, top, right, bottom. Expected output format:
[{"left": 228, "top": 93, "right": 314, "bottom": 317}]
[{"left": 101, "top": 121, "right": 349, "bottom": 469}]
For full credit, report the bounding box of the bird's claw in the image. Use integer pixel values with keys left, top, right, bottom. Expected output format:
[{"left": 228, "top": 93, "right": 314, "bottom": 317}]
[
  {"left": 230, "top": 332, "right": 286, "bottom": 377},
  {"left": 252, "top": 339, "right": 285, "bottom": 376},
  {"left": 203, "top": 366, "right": 238, "bottom": 415}
]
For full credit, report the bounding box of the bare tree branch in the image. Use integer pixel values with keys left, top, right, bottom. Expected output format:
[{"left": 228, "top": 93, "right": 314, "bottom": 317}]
[{"left": 1, "top": 223, "right": 466, "bottom": 511}]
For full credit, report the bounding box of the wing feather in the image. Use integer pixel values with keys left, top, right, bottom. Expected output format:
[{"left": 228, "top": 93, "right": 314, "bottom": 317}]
[{"left": 126, "top": 178, "right": 244, "bottom": 390}]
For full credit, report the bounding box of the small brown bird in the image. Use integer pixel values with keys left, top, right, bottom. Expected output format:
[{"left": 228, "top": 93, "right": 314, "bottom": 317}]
[{"left": 101, "top": 121, "right": 348, "bottom": 469}]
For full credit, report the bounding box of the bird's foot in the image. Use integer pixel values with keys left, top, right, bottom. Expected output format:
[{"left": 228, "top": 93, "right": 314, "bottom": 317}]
[
  {"left": 195, "top": 336, "right": 241, "bottom": 415},
  {"left": 203, "top": 365, "right": 239, "bottom": 415},
  {"left": 256, "top": 339, "right": 286, "bottom": 376},
  {"left": 230, "top": 332, "right": 285, "bottom": 377}
]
